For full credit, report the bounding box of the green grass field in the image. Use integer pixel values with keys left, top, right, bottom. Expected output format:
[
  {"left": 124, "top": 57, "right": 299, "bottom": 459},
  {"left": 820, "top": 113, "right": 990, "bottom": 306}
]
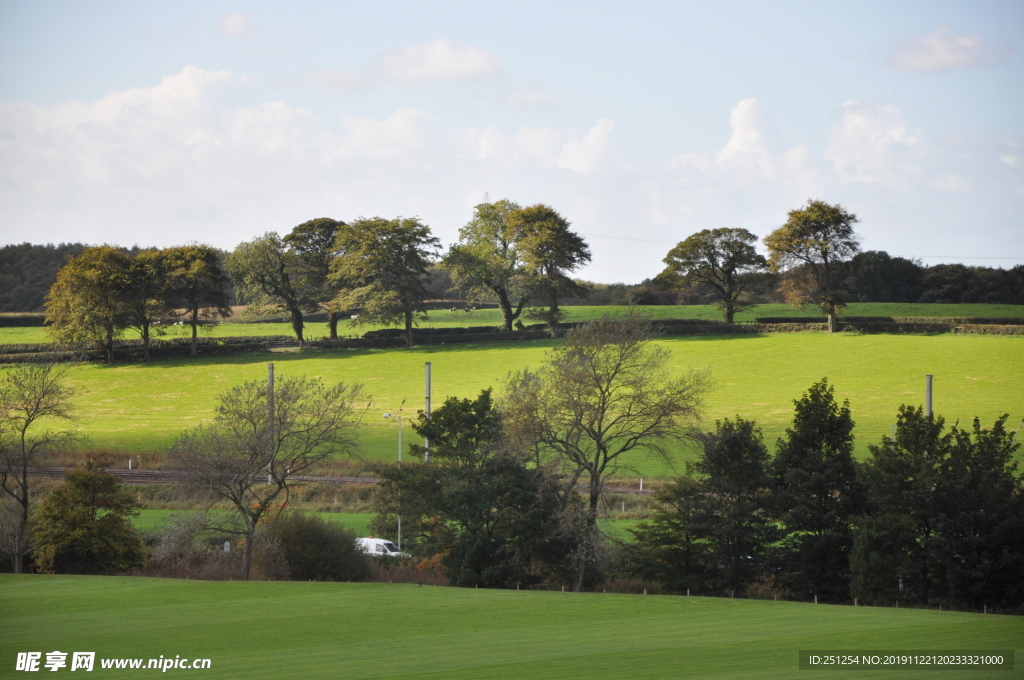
[
  {"left": 12, "top": 331, "right": 1022, "bottom": 477},
  {"left": 130, "top": 509, "right": 375, "bottom": 536},
  {"left": 1, "top": 575, "right": 1019, "bottom": 679},
  {"left": 3, "top": 302, "right": 1023, "bottom": 345}
]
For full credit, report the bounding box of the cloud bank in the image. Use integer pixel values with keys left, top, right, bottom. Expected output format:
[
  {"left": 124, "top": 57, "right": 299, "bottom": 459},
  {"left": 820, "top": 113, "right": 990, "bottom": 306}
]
[
  {"left": 1, "top": 68, "right": 1020, "bottom": 276},
  {"left": 888, "top": 25, "right": 1001, "bottom": 72}
]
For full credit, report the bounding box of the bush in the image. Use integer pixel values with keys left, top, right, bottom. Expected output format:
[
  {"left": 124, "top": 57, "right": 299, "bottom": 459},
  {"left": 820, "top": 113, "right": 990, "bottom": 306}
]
[{"left": 266, "top": 512, "right": 371, "bottom": 582}]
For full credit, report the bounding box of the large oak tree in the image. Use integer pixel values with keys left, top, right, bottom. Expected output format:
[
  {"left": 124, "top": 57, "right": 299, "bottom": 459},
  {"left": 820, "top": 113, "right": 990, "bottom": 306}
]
[
  {"left": 442, "top": 199, "right": 530, "bottom": 331},
  {"left": 509, "top": 205, "right": 591, "bottom": 337},
  {"left": 764, "top": 200, "right": 860, "bottom": 332},
  {"left": 657, "top": 228, "right": 767, "bottom": 323},
  {"left": 330, "top": 217, "right": 440, "bottom": 347}
]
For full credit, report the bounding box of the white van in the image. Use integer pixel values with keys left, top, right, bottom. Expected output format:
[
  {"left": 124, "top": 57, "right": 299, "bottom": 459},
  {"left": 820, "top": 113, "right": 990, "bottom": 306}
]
[{"left": 355, "top": 537, "right": 410, "bottom": 557}]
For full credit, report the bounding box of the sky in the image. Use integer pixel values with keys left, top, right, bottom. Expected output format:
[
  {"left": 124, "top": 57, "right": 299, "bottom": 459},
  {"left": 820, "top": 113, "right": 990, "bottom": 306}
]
[{"left": 1, "top": 0, "right": 1022, "bottom": 283}]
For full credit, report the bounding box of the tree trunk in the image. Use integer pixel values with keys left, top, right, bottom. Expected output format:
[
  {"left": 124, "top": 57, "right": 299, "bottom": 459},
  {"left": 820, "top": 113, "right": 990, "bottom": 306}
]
[
  {"left": 288, "top": 306, "right": 304, "bottom": 343},
  {"left": 497, "top": 288, "right": 515, "bottom": 331},
  {"left": 404, "top": 308, "right": 414, "bottom": 347},
  {"left": 328, "top": 312, "right": 339, "bottom": 340},
  {"left": 725, "top": 306, "right": 735, "bottom": 324},
  {"left": 549, "top": 290, "right": 560, "bottom": 339},
  {"left": 106, "top": 326, "right": 115, "bottom": 364},
  {"left": 573, "top": 475, "right": 602, "bottom": 592},
  {"left": 827, "top": 311, "right": 837, "bottom": 333},
  {"left": 142, "top": 323, "right": 150, "bottom": 361},
  {"left": 241, "top": 521, "right": 255, "bottom": 581},
  {"left": 190, "top": 307, "right": 199, "bottom": 357},
  {"left": 13, "top": 492, "right": 27, "bottom": 574}
]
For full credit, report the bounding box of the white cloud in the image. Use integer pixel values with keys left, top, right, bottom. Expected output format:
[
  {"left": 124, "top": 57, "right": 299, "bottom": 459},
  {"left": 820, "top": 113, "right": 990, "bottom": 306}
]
[
  {"left": 714, "top": 98, "right": 778, "bottom": 180},
  {"left": 219, "top": 13, "right": 255, "bottom": 37},
  {"left": 888, "top": 25, "right": 998, "bottom": 72},
  {"left": 297, "top": 69, "right": 370, "bottom": 91},
  {"left": 824, "top": 101, "right": 922, "bottom": 190},
  {"left": 669, "top": 99, "right": 817, "bottom": 194},
  {"left": 1001, "top": 155, "right": 1019, "bottom": 167},
  {"left": 458, "top": 120, "right": 613, "bottom": 175},
  {"left": 558, "top": 119, "right": 614, "bottom": 174},
  {"left": 339, "top": 109, "right": 432, "bottom": 158},
  {"left": 504, "top": 90, "right": 558, "bottom": 109},
  {"left": 2, "top": 72, "right": 1022, "bottom": 277},
  {"left": 381, "top": 39, "right": 501, "bottom": 86}
]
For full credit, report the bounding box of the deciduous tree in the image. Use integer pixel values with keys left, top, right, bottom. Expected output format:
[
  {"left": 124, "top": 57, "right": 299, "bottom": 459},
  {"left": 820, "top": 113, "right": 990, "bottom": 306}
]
[
  {"left": 32, "top": 462, "right": 146, "bottom": 574},
  {"left": 0, "top": 363, "right": 80, "bottom": 573},
  {"left": 371, "top": 390, "right": 564, "bottom": 588},
  {"left": 168, "top": 373, "right": 366, "bottom": 580},
  {"left": 657, "top": 228, "right": 767, "bottom": 323},
  {"left": 283, "top": 218, "right": 347, "bottom": 339},
  {"left": 502, "top": 312, "right": 709, "bottom": 590},
  {"left": 442, "top": 199, "right": 530, "bottom": 331},
  {"left": 764, "top": 200, "right": 860, "bottom": 332},
  {"left": 164, "top": 245, "right": 232, "bottom": 357},
  {"left": 509, "top": 205, "right": 591, "bottom": 337},
  {"left": 124, "top": 249, "right": 173, "bottom": 360},
  {"left": 227, "top": 233, "right": 307, "bottom": 342},
  {"left": 45, "top": 246, "right": 132, "bottom": 363},
  {"left": 330, "top": 217, "right": 440, "bottom": 347}
]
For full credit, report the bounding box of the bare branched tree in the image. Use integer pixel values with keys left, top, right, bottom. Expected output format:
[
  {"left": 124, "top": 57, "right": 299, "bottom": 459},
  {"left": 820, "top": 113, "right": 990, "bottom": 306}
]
[
  {"left": 0, "top": 362, "right": 81, "bottom": 573},
  {"left": 168, "top": 373, "right": 367, "bottom": 580},
  {"left": 501, "top": 312, "right": 710, "bottom": 590}
]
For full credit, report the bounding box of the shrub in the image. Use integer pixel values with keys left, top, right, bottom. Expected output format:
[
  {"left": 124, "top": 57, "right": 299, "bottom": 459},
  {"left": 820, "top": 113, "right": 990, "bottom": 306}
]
[{"left": 266, "top": 511, "right": 371, "bottom": 582}]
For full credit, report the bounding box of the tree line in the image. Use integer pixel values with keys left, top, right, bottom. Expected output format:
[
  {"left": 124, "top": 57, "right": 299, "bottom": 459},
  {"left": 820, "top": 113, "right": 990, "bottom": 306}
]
[
  {"left": 37, "top": 203, "right": 593, "bottom": 359},
  {"left": 5, "top": 199, "right": 1021, "bottom": 329}
]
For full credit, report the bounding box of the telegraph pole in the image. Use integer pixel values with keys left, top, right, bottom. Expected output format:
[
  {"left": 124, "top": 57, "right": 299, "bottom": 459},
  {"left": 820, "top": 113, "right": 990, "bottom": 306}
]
[{"left": 925, "top": 374, "right": 933, "bottom": 420}]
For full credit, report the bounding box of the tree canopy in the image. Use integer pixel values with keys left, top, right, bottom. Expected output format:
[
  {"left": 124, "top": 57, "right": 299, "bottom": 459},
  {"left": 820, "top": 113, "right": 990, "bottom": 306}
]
[
  {"left": 508, "top": 205, "right": 591, "bottom": 336},
  {"left": 163, "top": 245, "right": 232, "bottom": 357},
  {"left": 227, "top": 233, "right": 307, "bottom": 342},
  {"left": 657, "top": 228, "right": 767, "bottom": 323},
  {"left": 283, "top": 218, "right": 347, "bottom": 339},
  {"left": 168, "top": 373, "right": 366, "bottom": 580},
  {"left": 764, "top": 200, "right": 860, "bottom": 332},
  {"left": 32, "top": 463, "right": 146, "bottom": 574},
  {"left": 45, "top": 246, "right": 132, "bottom": 363},
  {"left": 442, "top": 199, "right": 529, "bottom": 331},
  {"left": 0, "top": 362, "right": 80, "bottom": 573},
  {"left": 330, "top": 217, "right": 440, "bottom": 347},
  {"left": 502, "top": 312, "right": 709, "bottom": 590}
]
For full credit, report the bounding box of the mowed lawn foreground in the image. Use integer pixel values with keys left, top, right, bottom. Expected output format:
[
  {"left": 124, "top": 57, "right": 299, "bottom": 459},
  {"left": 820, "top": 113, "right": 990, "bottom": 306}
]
[
  {"left": 1, "top": 575, "right": 1020, "bottom": 680},
  {"left": 20, "top": 332, "right": 1024, "bottom": 475}
]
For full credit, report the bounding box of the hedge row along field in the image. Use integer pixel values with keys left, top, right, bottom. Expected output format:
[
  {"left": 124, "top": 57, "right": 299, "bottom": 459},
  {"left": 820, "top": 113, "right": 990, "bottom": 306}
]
[
  {"left": 7, "top": 332, "right": 1021, "bottom": 477},
  {"left": 3, "top": 302, "right": 1024, "bottom": 346},
  {"left": 2, "top": 575, "right": 1020, "bottom": 679}
]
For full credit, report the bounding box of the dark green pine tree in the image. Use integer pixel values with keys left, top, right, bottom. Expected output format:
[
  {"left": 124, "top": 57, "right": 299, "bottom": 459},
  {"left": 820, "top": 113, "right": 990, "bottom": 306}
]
[
  {"left": 853, "top": 407, "right": 1024, "bottom": 609},
  {"left": 692, "top": 417, "right": 775, "bottom": 596},
  {"left": 770, "top": 379, "right": 866, "bottom": 602}
]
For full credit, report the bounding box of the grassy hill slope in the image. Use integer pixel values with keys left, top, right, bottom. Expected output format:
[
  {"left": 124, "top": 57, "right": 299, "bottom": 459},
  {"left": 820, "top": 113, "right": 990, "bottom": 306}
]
[
  {"left": 13, "top": 332, "right": 1021, "bottom": 476},
  {"left": 2, "top": 575, "right": 1019, "bottom": 679}
]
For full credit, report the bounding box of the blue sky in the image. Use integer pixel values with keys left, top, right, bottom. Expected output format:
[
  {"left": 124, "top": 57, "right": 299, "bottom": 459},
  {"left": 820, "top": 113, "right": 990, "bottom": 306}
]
[{"left": 1, "top": 0, "right": 1021, "bottom": 282}]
